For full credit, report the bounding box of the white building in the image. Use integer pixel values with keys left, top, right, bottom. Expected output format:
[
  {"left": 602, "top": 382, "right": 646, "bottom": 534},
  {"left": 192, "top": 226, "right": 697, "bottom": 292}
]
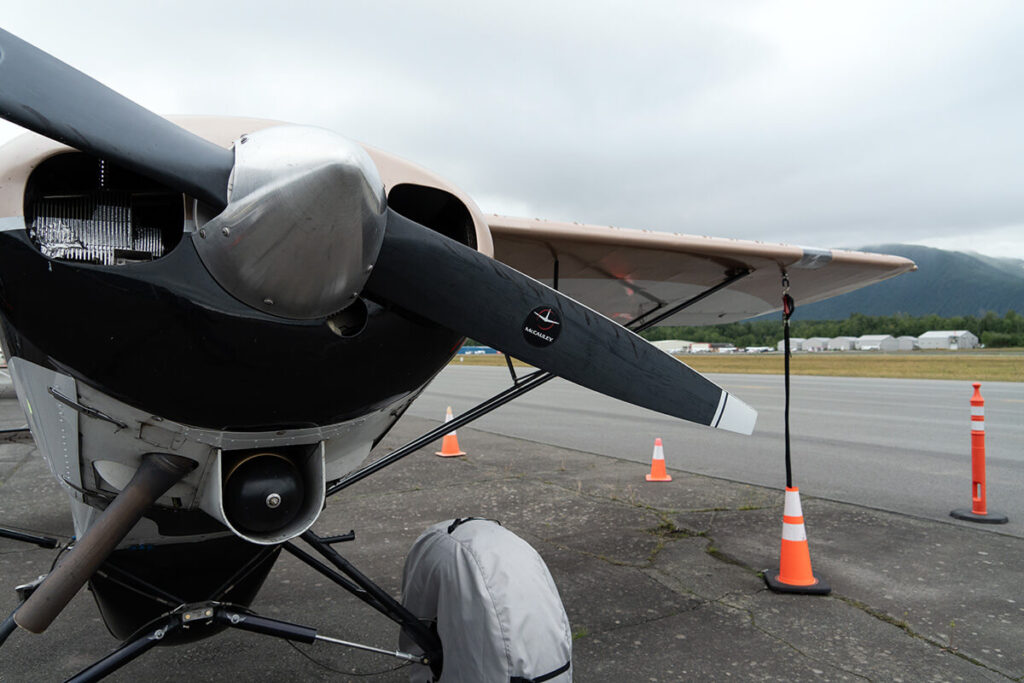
[
  {"left": 777, "top": 338, "right": 804, "bottom": 352},
  {"left": 827, "top": 336, "right": 857, "bottom": 351},
  {"left": 651, "top": 339, "right": 692, "bottom": 354},
  {"left": 896, "top": 335, "right": 918, "bottom": 351},
  {"left": 918, "top": 330, "right": 979, "bottom": 350},
  {"left": 802, "top": 337, "right": 830, "bottom": 352},
  {"left": 856, "top": 334, "right": 898, "bottom": 352}
]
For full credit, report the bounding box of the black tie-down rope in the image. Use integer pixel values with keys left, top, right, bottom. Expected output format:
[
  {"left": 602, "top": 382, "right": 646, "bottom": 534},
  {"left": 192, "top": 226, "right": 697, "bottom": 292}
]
[{"left": 782, "top": 273, "right": 794, "bottom": 489}]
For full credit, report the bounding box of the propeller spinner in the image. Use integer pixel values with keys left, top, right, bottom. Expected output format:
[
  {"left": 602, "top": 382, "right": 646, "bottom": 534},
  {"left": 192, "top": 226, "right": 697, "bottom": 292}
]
[{"left": 193, "top": 126, "right": 387, "bottom": 319}]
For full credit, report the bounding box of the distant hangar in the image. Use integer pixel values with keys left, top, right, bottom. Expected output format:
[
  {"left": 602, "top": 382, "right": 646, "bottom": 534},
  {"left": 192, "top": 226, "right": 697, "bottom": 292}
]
[
  {"left": 776, "top": 330, "right": 979, "bottom": 352},
  {"left": 917, "top": 330, "right": 980, "bottom": 350}
]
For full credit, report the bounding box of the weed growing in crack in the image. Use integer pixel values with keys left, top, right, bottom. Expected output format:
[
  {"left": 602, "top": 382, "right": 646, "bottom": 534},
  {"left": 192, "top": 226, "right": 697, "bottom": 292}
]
[
  {"left": 945, "top": 619, "right": 957, "bottom": 652},
  {"left": 646, "top": 517, "right": 706, "bottom": 540},
  {"left": 624, "top": 484, "right": 638, "bottom": 505}
]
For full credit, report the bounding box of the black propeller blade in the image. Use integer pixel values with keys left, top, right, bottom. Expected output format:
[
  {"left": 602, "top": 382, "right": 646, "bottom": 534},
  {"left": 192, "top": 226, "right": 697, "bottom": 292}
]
[
  {"left": 365, "top": 211, "right": 757, "bottom": 434},
  {"left": 0, "top": 27, "right": 754, "bottom": 434},
  {"left": 0, "top": 28, "right": 233, "bottom": 209}
]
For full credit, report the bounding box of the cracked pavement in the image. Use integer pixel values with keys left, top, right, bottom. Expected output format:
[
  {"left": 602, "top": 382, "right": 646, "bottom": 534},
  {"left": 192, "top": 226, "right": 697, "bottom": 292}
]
[{"left": 1, "top": 413, "right": 1022, "bottom": 681}]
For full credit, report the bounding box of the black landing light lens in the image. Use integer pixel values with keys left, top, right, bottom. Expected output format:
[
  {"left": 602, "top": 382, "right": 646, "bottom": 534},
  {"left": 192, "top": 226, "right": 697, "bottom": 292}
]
[{"left": 223, "top": 453, "right": 305, "bottom": 534}]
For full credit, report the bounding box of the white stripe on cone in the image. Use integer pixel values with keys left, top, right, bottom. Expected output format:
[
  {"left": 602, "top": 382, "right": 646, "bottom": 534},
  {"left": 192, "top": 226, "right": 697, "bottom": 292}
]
[
  {"left": 783, "top": 489, "right": 803, "bottom": 518},
  {"left": 781, "top": 488, "right": 807, "bottom": 542},
  {"left": 782, "top": 522, "right": 808, "bottom": 542}
]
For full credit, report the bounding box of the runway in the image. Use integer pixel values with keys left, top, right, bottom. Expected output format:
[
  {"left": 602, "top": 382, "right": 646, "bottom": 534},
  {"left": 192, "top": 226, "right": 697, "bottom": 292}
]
[{"left": 410, "top": 366, "right": 1024, "bottom": 536}]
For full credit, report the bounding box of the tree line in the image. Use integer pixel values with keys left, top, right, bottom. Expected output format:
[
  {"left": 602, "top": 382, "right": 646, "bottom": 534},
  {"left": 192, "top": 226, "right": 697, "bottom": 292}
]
[{"left": 639, "top": 311, "right": 1024, "bottom": 349}]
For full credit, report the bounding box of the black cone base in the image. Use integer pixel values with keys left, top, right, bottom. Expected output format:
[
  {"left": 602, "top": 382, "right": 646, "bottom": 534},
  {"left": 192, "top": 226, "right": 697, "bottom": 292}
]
[
  {"left": 950, "top": 509, "right": 1008, "bottom": 524},
  {"left": 764, "top": 571, "right": 831, "bottom": 595}
]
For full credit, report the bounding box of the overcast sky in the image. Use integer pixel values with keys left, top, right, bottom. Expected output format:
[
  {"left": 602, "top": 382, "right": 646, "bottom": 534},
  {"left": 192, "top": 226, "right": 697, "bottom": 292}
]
[{"left": 2, "top": 1, "right": 1022, "bottom": 258}]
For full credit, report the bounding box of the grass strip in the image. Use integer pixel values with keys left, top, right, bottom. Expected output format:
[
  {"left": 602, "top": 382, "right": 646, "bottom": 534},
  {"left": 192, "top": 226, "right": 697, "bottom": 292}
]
[{"left": 451, "top": 352, "right": 1024, "bottom": 382}]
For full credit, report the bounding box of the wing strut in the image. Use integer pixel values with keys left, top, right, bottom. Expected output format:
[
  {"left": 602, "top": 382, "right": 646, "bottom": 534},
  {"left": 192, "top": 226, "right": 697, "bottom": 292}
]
[
  {"left": 326, "top": 268, "right": 753, "bottom": 498},
  {"left": 625, "top": 268, "right": 751, "bottom": 331},
  {"left": 504, "top": 352, "right": 520, "bottom": 385}
]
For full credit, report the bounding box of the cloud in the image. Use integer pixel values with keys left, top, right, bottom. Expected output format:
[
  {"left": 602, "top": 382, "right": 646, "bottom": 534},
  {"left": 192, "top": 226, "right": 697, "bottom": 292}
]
[{"left": 2, "top": 1, "right": 1022, "bottom": 257}]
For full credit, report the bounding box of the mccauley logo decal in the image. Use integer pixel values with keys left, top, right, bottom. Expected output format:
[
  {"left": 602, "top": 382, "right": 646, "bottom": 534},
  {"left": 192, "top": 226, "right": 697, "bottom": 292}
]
[{"left": 522, "top": 306, "right": 562, "bottom": 347}]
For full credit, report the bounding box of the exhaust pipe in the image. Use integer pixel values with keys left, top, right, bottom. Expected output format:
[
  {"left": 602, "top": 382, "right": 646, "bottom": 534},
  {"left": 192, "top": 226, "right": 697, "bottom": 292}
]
[{"left": 15, "top": 453, "right": 195, "bottom": 634}]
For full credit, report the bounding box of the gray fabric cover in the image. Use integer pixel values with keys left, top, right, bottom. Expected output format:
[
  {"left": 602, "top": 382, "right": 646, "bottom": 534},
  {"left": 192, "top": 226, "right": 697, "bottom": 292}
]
[{"left": 400, "top": 519, "right": 572, "bottom": 682}]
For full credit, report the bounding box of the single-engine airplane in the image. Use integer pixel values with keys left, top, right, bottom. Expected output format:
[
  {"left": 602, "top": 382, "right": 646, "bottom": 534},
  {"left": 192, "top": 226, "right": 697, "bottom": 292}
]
[{"left": 0, "top": 27, "right": 915, "bottom": 681}]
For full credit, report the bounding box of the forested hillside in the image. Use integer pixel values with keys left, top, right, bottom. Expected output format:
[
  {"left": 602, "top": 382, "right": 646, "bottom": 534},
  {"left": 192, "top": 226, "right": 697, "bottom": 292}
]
[{"left": 788, "top": 245, "right": 1024, "bottom": 319}]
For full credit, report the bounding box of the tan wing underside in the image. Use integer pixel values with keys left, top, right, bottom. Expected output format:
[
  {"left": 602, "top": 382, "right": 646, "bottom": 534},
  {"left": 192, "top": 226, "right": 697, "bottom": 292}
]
[{"left": 488, "top": 215, "right": 916, "bottom": 326}]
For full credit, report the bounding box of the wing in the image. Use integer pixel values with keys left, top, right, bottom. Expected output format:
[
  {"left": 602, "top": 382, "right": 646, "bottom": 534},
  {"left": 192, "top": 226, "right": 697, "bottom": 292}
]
[{"left": 488, "top": 215, "right": 916, "bottom": 326}]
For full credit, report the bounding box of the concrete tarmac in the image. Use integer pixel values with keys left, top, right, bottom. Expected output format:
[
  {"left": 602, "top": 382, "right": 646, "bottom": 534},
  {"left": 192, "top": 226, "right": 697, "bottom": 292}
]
[
  {"left": 410, "top": 366, "right": 1024, "bottom": 536},
  {"left": 1, "top": 376, "right": 1022, "bottom": 680}
]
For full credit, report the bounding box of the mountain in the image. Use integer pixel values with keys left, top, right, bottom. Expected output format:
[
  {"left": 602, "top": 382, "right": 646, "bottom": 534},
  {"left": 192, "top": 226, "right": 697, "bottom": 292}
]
[{"left": 789, "top": 244, "right": 1024, "bottom": 320}]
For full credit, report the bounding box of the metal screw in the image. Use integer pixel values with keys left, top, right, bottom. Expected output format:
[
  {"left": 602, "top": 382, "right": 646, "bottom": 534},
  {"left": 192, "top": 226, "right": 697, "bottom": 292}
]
[
  {"left": 199, "top": 228, "right": 206, "bottom": 239},
  {"left": 366, "top": 265, "right": 374, "bottom": 273},
  {"left": 221, "top": 227, "right": 230, "bottom": 237},
  {"left": 154, "top": 629, "right": 166, "bottom": 640},
  {"left": 230, "top": 613, "right": 241, "bottom": 624},
  {"left": 263, "top": 297, "right": 274, "bottom": 306},
  {"left": 266, "top": 493, "right": 282, "bottom": 509}
]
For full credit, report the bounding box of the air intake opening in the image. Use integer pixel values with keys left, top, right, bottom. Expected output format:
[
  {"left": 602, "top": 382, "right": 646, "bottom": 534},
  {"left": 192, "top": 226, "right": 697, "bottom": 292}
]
[
  {"left": 387, "top": 184, "right": 476, "bottom": 249},
  {"left": 24, "top": 153, "right": 184, "bottom": 265}
]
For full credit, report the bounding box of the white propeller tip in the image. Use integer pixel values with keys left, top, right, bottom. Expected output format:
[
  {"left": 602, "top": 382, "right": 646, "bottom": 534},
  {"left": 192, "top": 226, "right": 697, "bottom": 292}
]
[{"left": 712, "top": 392, "right": 757, "bottom": 435}]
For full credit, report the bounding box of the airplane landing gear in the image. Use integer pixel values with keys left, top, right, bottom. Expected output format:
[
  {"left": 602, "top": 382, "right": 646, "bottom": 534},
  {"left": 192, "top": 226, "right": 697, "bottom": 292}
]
[{"left": 40, "top": 527, "right": 444, "bottom": 682}]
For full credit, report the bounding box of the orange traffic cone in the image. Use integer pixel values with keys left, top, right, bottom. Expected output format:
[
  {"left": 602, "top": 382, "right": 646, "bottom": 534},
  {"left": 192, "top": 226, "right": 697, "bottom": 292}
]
[
  {"left": 435, "top": 406, "right": 466, "bottom": 457},
  {"left": 951, "top": 383, "right": 1008, "bottom": 524},
  {"left": 764, "top": 487, "right": 830, "bottom": 594},
  {"left": 645, "top": 438, "right": 672, "bottom": 482}
]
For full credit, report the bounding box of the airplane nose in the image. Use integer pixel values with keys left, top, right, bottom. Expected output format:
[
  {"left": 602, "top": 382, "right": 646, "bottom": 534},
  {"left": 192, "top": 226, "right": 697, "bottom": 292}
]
[{"left": 193, "top": 125, "right": 387, "bottom": 319}]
